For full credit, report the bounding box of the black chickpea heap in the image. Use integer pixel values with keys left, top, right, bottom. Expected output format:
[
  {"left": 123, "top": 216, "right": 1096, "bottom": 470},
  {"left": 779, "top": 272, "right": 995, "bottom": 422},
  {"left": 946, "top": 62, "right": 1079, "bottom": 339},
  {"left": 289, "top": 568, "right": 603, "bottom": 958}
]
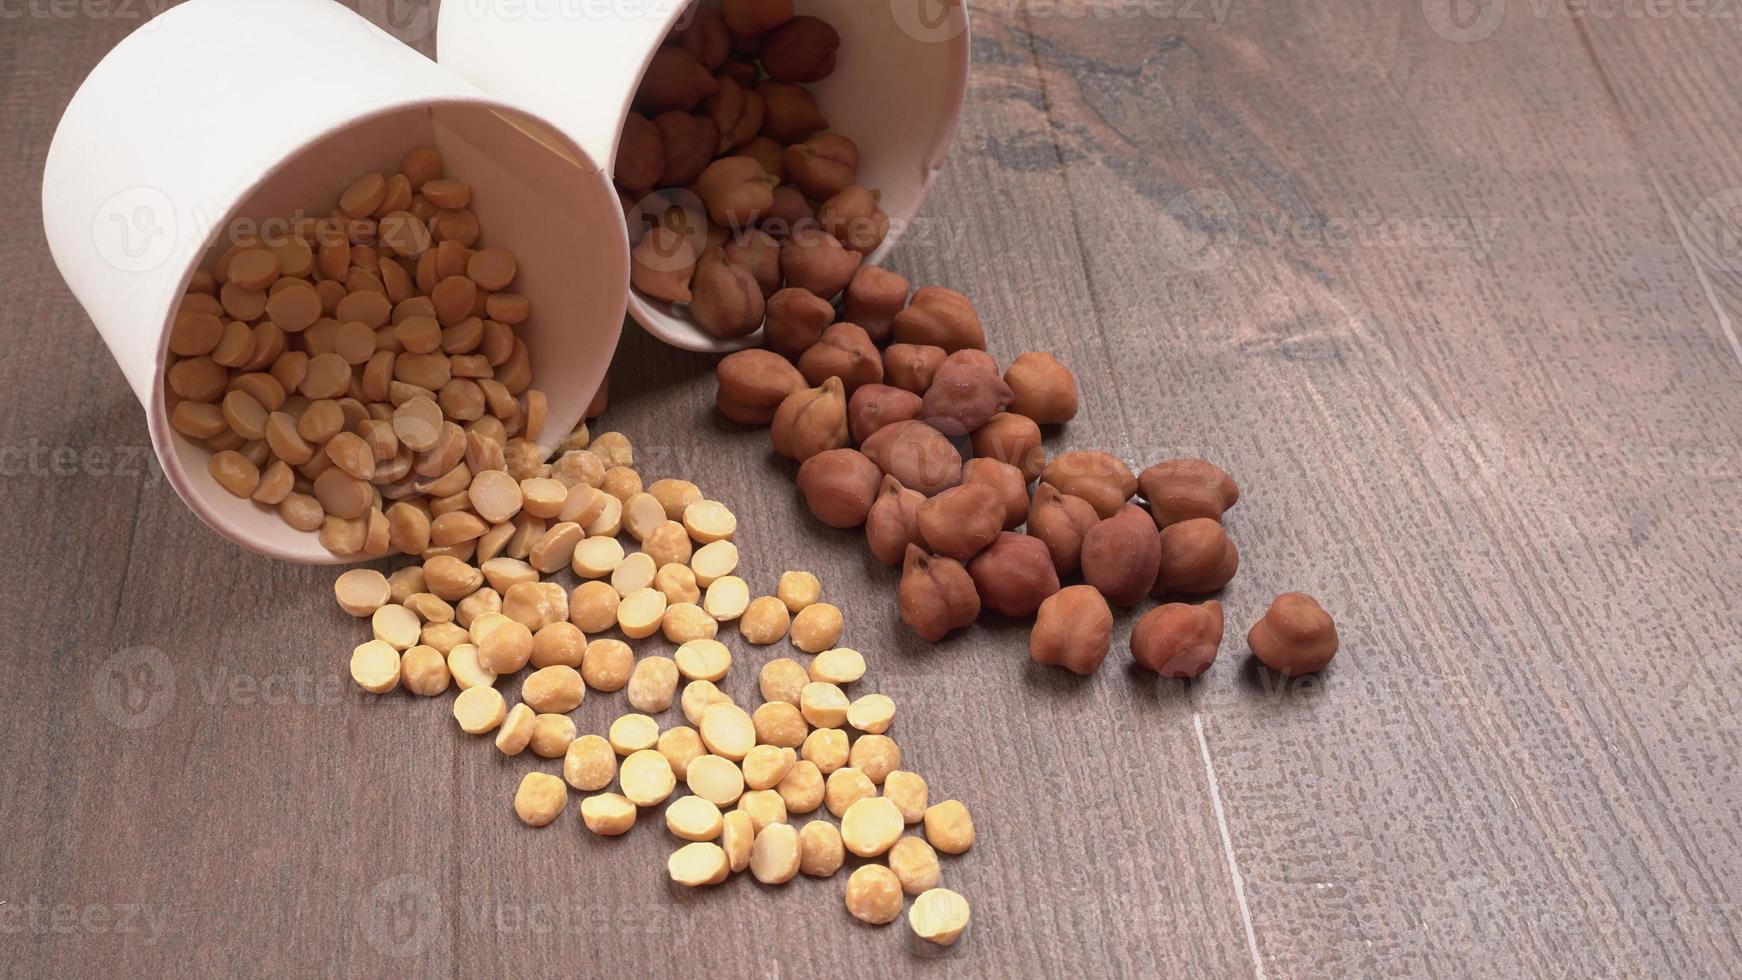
[{"left": 618, "top": 0, "right": 888, "bottom": 339}]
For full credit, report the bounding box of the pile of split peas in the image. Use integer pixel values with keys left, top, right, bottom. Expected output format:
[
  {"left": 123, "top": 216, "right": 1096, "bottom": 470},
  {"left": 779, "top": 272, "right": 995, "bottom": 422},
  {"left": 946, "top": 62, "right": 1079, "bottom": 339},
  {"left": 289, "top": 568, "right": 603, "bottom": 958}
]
[{"left": 336, "top": 424, "right": 973, "bottom": 947}]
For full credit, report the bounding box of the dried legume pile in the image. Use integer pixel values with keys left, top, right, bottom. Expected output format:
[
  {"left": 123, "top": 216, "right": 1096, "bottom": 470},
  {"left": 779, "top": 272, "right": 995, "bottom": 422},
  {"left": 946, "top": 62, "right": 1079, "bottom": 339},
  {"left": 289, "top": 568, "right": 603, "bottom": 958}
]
[
  {"left": 335, "top": 422, "right": 976, "bottom": 947},
  {"left": 625, "top": 0, "right": 1340, "bottom": 668},
  {"left": 723, "top": 290, "right": 1341, "bottom": 676},
  {"left": 164, "top": 147, "right": 559, "bottom": 559}
]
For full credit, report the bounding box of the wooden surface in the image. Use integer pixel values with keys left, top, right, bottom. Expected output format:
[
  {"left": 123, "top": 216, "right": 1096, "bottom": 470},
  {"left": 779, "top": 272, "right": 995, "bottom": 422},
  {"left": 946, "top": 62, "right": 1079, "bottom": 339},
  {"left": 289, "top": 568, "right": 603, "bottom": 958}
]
[{"left": 3, "top": 1, "right": 1740, "bottom": 976}]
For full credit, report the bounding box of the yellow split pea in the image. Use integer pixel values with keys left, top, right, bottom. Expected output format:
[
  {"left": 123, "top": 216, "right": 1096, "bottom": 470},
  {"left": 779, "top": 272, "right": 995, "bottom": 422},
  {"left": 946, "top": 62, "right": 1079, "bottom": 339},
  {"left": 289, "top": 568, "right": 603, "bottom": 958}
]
[{"left": 668, "top": 842, "right": 730, "bottom": 886}]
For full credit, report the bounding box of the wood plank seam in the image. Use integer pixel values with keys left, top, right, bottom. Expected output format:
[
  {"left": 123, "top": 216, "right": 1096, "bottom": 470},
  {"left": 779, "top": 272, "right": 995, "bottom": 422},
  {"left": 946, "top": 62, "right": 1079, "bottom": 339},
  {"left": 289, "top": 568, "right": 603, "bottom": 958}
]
[
  {"left": 1648, "top": 171, "right": 1742, "bottom": 369},
  {"left": 1195, "top": 712, "right": 1264, "bottom": 979}
]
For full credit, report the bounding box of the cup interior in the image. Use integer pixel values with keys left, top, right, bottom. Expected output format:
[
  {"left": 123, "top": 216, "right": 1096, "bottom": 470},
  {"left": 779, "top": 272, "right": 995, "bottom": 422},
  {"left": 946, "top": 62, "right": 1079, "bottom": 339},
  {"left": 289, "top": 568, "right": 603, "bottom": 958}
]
[
  {"left": 625, "top": 0, "right": 969, "bottom": 353},
  {"left": 155, "top": 100, "right": 626, "bottom": 564}
]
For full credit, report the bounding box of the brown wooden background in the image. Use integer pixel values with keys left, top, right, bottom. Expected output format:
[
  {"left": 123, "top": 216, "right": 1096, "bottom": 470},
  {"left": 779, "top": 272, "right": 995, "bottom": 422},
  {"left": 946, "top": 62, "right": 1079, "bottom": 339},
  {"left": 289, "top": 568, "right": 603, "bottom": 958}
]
[{"left": 3, "top": 1, "right": 1740, "bottom": 976}]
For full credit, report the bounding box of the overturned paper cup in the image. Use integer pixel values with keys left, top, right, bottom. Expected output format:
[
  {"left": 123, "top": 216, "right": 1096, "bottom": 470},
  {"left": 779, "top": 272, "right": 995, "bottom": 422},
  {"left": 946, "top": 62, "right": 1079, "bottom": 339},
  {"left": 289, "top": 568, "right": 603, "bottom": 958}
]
[
  {"left": 42, "top": 0, "right": 629, "bottom": 564},
  {"left": 437, "top": 0, "right": 971, "bottom": 354}
]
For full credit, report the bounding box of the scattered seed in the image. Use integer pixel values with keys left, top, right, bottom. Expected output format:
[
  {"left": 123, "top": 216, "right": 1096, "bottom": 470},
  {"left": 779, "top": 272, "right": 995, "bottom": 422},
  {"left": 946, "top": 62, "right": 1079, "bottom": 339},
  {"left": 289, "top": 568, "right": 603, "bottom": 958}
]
[
  {"left": 825, "top": 767, "right": 876, "bottom": 818},
  {"left": 669, "top": 842, "right": 730, "bottom": 887},
  {"left": 844, "top": 865, "right": 903, "bottom": 925},
  {"left": 777, "top": 571, "right": 821, "bottom": 613},
  {"left": 513, "top": 772, "right": 567, "bottom": 827},
  {"left": 581, "top": 793, "right": 637, "bottom": 836},
  {"left": 349, "top": 640, "right": 400, "bottom": 694},
  {"left": 666, "top": 795, "right": 725, "bottom": 841},
  {"left": 750, "top": 823, "right": 801, "bottom": 884},
  {"left": 453, "top": 685, "right": 506, "bottom": 734},
  {"left": 564, "top": 734, "right": 617, "bottom": 791},
  {"left": 809, "top": 647, "right": 865, "bottom": 684},
  {"left": 840, "top": 796, "right": 904, "bottom": 857},
  {"left": 494, "top": 703, "right": 537, "bottom": 755},
  {"left": 909, "top": 888, "right": 970, "bottom": 946},
  {"left": 790, "top": 603, "right": 843, "bottom": 653},
  {"left": 609, "top": 713, "right": 660, "bottom": 755},
  {"left": 924, "top": 800, "right": 975, "bottom": 854},
  {"left": 620, "top": 749, "right": 677, "bottom": 807},
  {"left": 888, "top": 836, "right": 941, "bottom": 895},
  {"left": 798, "top": 820, "right": 845, "bottom": 878},
  {"left": 675, "top": 639, "right": 732, "bottom": 681},
  {"left": 686, "top": 754, "right": 746, "bottom": 807},
  {"left": 883, "top": 771, "right": 929, "bottom": 824}
]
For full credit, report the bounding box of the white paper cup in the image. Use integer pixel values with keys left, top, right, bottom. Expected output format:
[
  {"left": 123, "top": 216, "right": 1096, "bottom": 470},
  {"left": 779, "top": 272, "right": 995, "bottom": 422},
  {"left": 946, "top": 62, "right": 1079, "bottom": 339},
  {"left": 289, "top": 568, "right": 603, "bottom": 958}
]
[
  {"left": 436, "top": 0, "right": 971, "bottom": 353},
  {"left": 42, "top": 0, "right": 629, "bottom": 564}
]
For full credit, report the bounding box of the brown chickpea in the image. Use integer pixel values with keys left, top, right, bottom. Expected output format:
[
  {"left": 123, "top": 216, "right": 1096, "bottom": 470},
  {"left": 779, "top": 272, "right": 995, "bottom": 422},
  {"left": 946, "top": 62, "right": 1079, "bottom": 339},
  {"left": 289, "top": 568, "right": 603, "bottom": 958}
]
[
  {"left": 960, "top": 457, "right": 1029, "bottom": 530},
  {"left": 1153, "top": 518, "right": 1239, "bottom": 595},
  {"left": 761, "top": 184, "right": 815, "bottom": 238},
  {"left": 716, "top": 348, "right": 806, "bottom": 425},
  {"left": 695, "top": 156, "right": 776, "bottom": 229},
  {"left": 634, "top": 45, "right": 719, "bottom": 113},
  {"left": 690, "top": 247, "right": 765, "bottom": 340},
  {"left": 965, "top": 532, "right": 1059, "bottom": 619},
  {"left": 1027, "top": 485, "right": 1100, "bottom": 578},
  {"left": 1003, "top": 351, "right": 1079, "bottom": 424},
  {"left": 1138, "top": 458, "right": 1240, "bottom": 527},
  {"left": 780, "top": 227, "right": 861, "bottom": 299},
  {"left": 757, "top": 81, "right": 828, "bottom": 144},
  {"left": 898, "top": 545, "right": 980, "bottom": 642},
  {"left": 703, "top": 75, "right": 763, "bottom": 153},
  {"left": 724, "top": 229, "right": 781, "bottom": 297},
  {"left": 847, "top": 383, "right": 923, "bottom": 445},
  {"left": 784, "top": 133, "right": 858, "bottom": 200},
  {"left": 865, "top": 476, "right": 925, "bottom": 566},
  {"left": 882, "top": 343, "right": 947, "bottom": 395},
  {"left": 817, "top": 185, "right": 889, "bottom": 253},
  {"left": 797, "top": 322, "right": 882, "bottom": 393},
  {"left": 859, "top": 420, "right": 961, "bottom": 497},
  {"left": 1030, "top": 585, "right": 1114, "bottom": 675},
  {"left": 614, "top": 112, "right": 665, "bottom": 192},
  {"left": 762, "top": 16, "right": 840, "bottom": 83},
  {"left": 1040, "top": 450, "right": 1138, "bottom": 519},
  {"left": 916, "top": 483, "right": 1003, "bottom": 561},
  {"left": 631, "top": 227, "right": 698, "bottom": 304},
  {"left": 1080, "top": 503, "right": 1162, "bottom": 606},
  {"left": 843, "top": 265, "right": 909, "bottom": 343},
  {"left": 1131, "top": 600, "right": 1224, "bottom": 677},
  {"left": 764, "top": 287, "right": 833, "bottom": 358},
  {"left": 770, "top": 376, "right": 849, "bottom": 462},
  {"left": 653, "top": 111, "right": 720, "bottom": 186},
  {"left": 1247, "top": 593, "right": 1337, "bottom": 676},
  {"left": 674, "top": 4, "right": 730, "bottom": 69},
  {"left": 795, "top": 448, "right": 882, "bottom": 528},
  {"left": 740, "top": 136, "right": 787, "bottom": 182},
  {"left": 972, "top": 412, "right": 1046, "bottom": 481},
  {"left": 890, "top": 287, "right": 985, "bottom": 352},
  {"left": 922, "top": 349, "right": 1013, "bottom": 437}
]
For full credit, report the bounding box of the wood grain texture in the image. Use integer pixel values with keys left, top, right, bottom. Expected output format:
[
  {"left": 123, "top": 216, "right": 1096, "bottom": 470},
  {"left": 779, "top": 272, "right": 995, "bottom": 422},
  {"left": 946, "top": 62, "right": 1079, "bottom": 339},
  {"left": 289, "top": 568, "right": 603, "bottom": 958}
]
[{"left": 2, "top": 1, "right": 1740, "bottom": 977}]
